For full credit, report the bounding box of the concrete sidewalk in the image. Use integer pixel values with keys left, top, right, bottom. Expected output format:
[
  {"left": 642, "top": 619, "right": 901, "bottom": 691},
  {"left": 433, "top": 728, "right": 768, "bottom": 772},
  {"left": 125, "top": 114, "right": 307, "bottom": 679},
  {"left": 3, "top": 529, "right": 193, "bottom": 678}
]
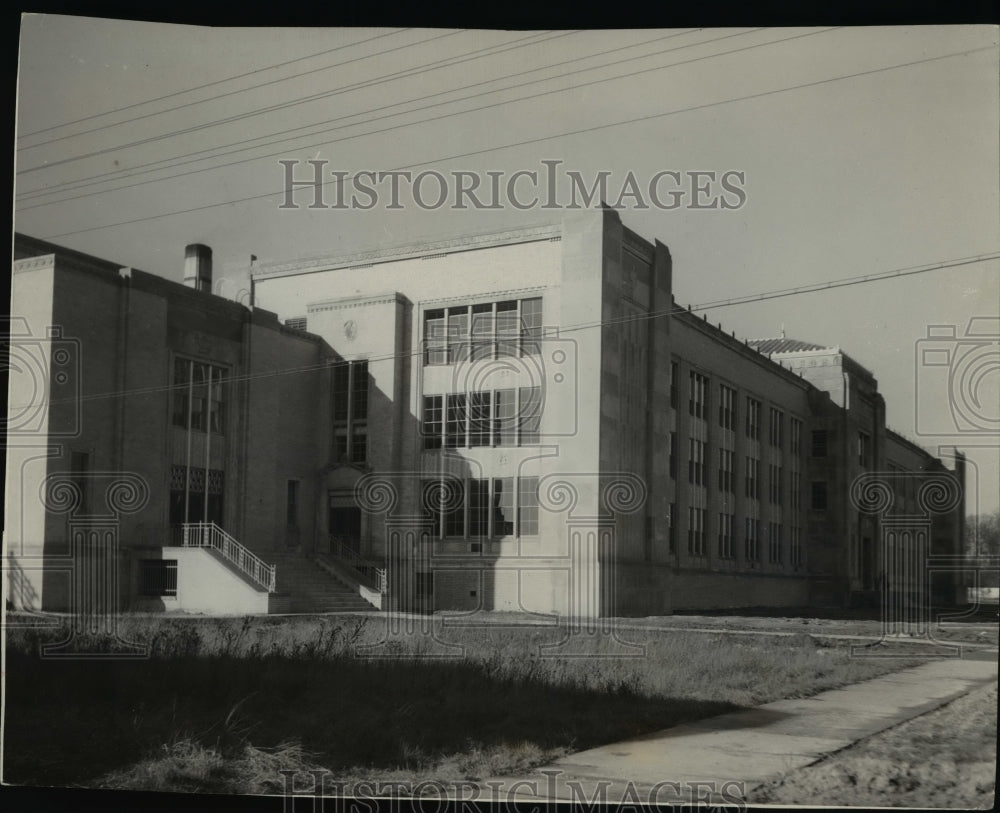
[{"left": 482, "top": 657, "right": 998, "bottom": 805}]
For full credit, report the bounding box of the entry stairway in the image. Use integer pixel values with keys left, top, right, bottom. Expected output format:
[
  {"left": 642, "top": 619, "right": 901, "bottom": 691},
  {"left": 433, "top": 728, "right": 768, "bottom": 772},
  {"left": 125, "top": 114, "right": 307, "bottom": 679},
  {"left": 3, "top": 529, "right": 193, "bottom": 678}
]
[{"left": 267, "top": 552, "right": 379, "bottom": 614}]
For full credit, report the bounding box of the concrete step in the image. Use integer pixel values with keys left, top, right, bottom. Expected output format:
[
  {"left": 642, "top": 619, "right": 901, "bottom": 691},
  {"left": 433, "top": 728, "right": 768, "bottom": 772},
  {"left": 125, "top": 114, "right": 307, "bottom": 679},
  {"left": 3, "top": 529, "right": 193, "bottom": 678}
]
[{"left": 266, "top": 552, "right": 379, "bottom": 614}]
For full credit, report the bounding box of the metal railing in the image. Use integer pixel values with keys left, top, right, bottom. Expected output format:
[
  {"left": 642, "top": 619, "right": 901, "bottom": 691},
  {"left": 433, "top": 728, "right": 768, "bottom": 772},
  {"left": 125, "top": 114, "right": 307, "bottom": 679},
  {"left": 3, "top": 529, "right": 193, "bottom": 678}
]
[
  {"left": 329, "top": 536, "right": 387, "bottom": 594},
  {"left": 181, "top": 522, "right": 276, "bottom": 593}
]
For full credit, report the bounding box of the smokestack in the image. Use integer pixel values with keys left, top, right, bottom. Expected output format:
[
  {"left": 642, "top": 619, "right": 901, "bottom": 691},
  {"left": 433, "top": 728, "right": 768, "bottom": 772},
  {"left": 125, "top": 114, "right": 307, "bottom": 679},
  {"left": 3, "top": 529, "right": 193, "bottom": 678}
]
[{"left": 183, "top": 244, "right": 213, "bottom": 293}]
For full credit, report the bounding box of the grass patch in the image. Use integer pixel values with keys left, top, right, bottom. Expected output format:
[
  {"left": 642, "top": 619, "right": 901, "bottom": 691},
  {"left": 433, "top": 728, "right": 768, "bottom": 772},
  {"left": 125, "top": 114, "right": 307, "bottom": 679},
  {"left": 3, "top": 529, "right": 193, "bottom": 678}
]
[
  {"left": 3, "top": 613, "right": 929, "bottom": 793},
  {"left": 749, "top": 683, "right": 997, "bottom": 807}
]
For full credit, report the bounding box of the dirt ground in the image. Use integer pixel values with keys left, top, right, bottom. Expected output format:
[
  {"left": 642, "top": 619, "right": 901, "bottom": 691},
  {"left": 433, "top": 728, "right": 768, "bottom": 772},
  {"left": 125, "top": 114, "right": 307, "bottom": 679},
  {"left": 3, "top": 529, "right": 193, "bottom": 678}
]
[{"left": 748, "top": 682, "right": 998, "bottom": 808}]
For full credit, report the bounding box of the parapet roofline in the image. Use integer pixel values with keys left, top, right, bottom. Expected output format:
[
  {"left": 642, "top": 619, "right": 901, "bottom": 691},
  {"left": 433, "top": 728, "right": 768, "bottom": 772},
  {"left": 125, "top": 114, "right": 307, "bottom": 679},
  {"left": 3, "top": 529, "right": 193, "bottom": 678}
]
[
  {"left": 747, "top": 336, "right": 875, "bottom": 379},
  {"left": 252, "top": 222, "right": 564, "bottom": 279}
]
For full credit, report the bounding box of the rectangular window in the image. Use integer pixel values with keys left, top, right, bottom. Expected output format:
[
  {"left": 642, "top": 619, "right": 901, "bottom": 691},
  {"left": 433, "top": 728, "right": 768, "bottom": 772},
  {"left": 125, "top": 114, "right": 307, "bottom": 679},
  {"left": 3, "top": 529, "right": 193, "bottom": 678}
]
[
  {"left": 745, "top": 456, "right": 760, "bottom": 499},
  {"left": 422, "top": 395, "right": 443, "bottom": 450},
  {"left": 790, "top": 527, "right": 803, "bottom": 568},
  {"left": 421, "top": 479, "right": 444, "bottom": 538},
  {"left": 668, "top": 503, "right": 677, "bottom": 552},
  {"left": 769, "top": 408, "right": 783, "bottom": 447},
  {"left": 670, "top": 362, "right": 679, "bottom": 409},
  {"left": 445, "top": 480, "right": 467, "bottom": 537},
  {"left": 424, "top": 309, "right": 447, "bottom": 365},
  {"left": 745, "top": 397, "right": 760, "bottom": 440},
  {"left": 811, "top": 481, "right": 828, "bottom": 510},
  {"left": 286, "top": 480, "right": 299, "bottom": 528},
  {"left": 139, "top": 560, "right": 177, "bottom": 597},
  {"left": 790, "top": 418, "right": 803, "bottom": 455},
  {"left": 745, "top": 518, "right": 760, "bottom": 562},
  {"left": 520, "top": 298, "right": 543, "bottom": 357},
  {"left": 858, "top": 432, "right": 871, "bottom": 468},
  {"left": 719, "top": 385, "right": 737, "bottom": 430},
  {"left": 791, "top": 472, "right": 802, "bottom": 511},
  {"left": 769, "top": 524, "right": 783, "bottom": 564},
  {"left": 769, "top": 463, "right": 783, "bottom": 506},
  {"left": 688, "top": 371, "right": 708, "bottom": 419},
  {"left": 492, "top": 477, "right": 515, "bottom": 536},
  {"left": 496, "top": 301, "right": 519, "bottom": 357},
  {"left": 332, "top": 360, "right": 368, "bottom": 462},
  {"left": 493, "top": 389, "right": 516, "bottom": 447},
  {"left": 518, "top": 387, "right": 541, "bottom": 445},
  {"left": 448, "top": 307, "right": 470, "bottom": 364},
  {"left": 688, "top": 439, "right": 706, "bottom": 486},
  {"left": 811, "top": 429, "right": 828, "bottom": 457},
  {"left": 470, "top": 303, "right": 494, "bottom": 362},
  {"left": 518, "top": 476, "right": 539, "bottom": 536},
  {"left": 284, "top": 316, "right": 307, "bottom": 331},
  {"left": 469, "top": 479, "right": 489, "bottom": 538},
  {"left": 469, "top": 391, "right": 491, "bottom": 447},
  {"left": 173, "top": 358, "right": 226, "bottom": 434},
  {"left": 687, "top": 507, "right": 706, "bottom": 556},
  {"left": 718, "top": 448, "right": 734, "bottom": 493},
  {"left": 718, "top": 512, "right": 734, "bottom": 559},
  {"left": 445, "top": 394, "right": 467, "bottom": 448},
  {"left": 668, "top": 432, "right": 678, "bottom": 479}
]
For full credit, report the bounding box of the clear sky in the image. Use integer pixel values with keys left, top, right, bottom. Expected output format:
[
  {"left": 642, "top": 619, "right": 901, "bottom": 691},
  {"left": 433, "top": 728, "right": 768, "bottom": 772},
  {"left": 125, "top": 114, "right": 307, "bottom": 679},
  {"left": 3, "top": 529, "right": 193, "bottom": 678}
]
[{"left": 14, "top": 16, "right": 1000, "bottom": 513}]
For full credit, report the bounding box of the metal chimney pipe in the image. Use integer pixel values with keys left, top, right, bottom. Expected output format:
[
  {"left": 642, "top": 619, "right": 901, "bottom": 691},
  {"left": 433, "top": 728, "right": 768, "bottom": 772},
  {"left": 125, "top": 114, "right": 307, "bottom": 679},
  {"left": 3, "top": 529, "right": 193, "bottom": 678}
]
[{"left": 183, "top": 244, "right": 213, "bottom": 293}]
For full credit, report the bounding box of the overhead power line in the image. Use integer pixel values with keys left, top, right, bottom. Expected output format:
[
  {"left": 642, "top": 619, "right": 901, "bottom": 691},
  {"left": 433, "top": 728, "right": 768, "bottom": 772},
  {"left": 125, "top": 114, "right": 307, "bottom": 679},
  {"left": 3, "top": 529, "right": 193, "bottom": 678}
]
[
  {"left": 17, "top": 29, "right": 561, "bottom": 174},
  {"left": 16, "top": 28, "right": 413, "bottom": 143},
  {"left": 18, "top": 28, "right": 708, "bottom": 205},
  {"left": 9, "top": 250, "right": 998, "bottom": 412},
  {"left": 40, "top": 42, "right": 993, "bottom": 241}
]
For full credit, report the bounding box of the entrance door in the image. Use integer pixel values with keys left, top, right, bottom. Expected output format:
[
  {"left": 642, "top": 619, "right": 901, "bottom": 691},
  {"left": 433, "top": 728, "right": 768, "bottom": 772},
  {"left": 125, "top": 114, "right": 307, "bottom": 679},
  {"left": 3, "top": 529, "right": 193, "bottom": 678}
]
[{"left": 330, "top": 506, "right": 362, "bottom": 554}]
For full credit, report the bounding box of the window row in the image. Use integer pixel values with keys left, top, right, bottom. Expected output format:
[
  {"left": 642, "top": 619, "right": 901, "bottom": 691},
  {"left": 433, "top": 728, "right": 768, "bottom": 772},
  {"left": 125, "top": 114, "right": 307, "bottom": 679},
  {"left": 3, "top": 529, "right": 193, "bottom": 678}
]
[
  {"left": 423, "top": 388, "right": 541, "bottom": 449},
  {"left": 421, "top": 476, "right": 538, "bottom": 539},
  {"left": 172, "top": 358, "right": 227, "bottom": 434},
  {"left": 423, "top": 298, "right": 542, "bottom": 365}
]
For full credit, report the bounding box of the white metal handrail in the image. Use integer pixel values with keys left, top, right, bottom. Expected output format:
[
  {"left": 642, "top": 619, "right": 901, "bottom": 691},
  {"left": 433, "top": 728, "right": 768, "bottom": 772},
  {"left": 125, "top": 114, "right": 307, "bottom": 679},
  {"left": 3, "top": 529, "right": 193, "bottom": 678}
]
[
  {"left": 329, "top": 536, "right": 387, "bottom": 594},
  {"left": 181, "top": 522, "right": 276, "bottom": 593}
]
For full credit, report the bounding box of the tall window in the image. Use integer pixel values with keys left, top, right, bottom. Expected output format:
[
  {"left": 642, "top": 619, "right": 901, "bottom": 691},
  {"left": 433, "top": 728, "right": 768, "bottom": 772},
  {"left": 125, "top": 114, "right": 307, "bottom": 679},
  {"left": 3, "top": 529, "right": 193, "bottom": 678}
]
[
  {"left": 492, "top": 477, "right": 515, "bottom": 535},
  {"left": 719, "top": 385, "right": 737, "bottom": 430},
  {"left": 668, "top": 432, "right": 678, "bottom": 479},
  {"left": 468, "top": 479, "right": 490, "bottom": 537},
  {"left": 445, "top": 394, "right": 467, "bottom": 448},
  {"left": 173, "top": 358, "right": 227, "bottom": 434},
  {"left": 494, "top": 389, "right": 516, "bottom": 446},
  {"left": 332, "top": 360, "right": 369, "bottom": 463},
  {"left": 669, "top": 362, "right": 679, "bottom": 409},
  {"left": 423, "top": 297, "right": 542, "bottom": 365},
  {"left": 768, "top": 524, "right": 783, "bottom": 564},
  {"left": 769, "top": 408, "right": 783, "bottom": 447},
  {"left": 688, "top": 507, "right": 706, "bottom": 555},
  {"left": 422, "top": 395, "right": 443, "bottom": 450},
  {"left": 689, "top": 371, "right": 708, "bottom": 419},
  {"left": 745, "top": 397, "right": 760, "bottom": 440},
  {"left": 518, "top": 477, "right": 539, "bottom": 536},
  {"left": 790, "top": 418, "right": 803, "bottom": 455},
  {"left": 688, "top": 439, "right": 706, "bottom": 486},
  {"left": 790, "top": 527, "right": 803, "bottom": 568},
  {"left": 811, "top": 429, "right": 828, "bottom": 457},
  {"left": 790, "top": 472, "right": 802, "bottom": 511},
  {"left": 718, "top": 512, "right": 734, "bottom": 559},
  {"left": 469, "top": 392, "right": 491, "bottom": 447},
  {"left": 858, "top": 432, "right": 871, "bottom": 468},
  {"left": 745, "top": 518, "right": 760, "bottom": 561},
  {"left": 745, "top": 456, "right": 760, "bottom": 499},
  {"left": 518, "top": 387, "right": 541, "bottom": 445},
  {"left": 769, "top": 463, "right": 783, "bottom": 505},
  {"left": 718, "top": 448, "right": 735, "bottom": 493}
]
